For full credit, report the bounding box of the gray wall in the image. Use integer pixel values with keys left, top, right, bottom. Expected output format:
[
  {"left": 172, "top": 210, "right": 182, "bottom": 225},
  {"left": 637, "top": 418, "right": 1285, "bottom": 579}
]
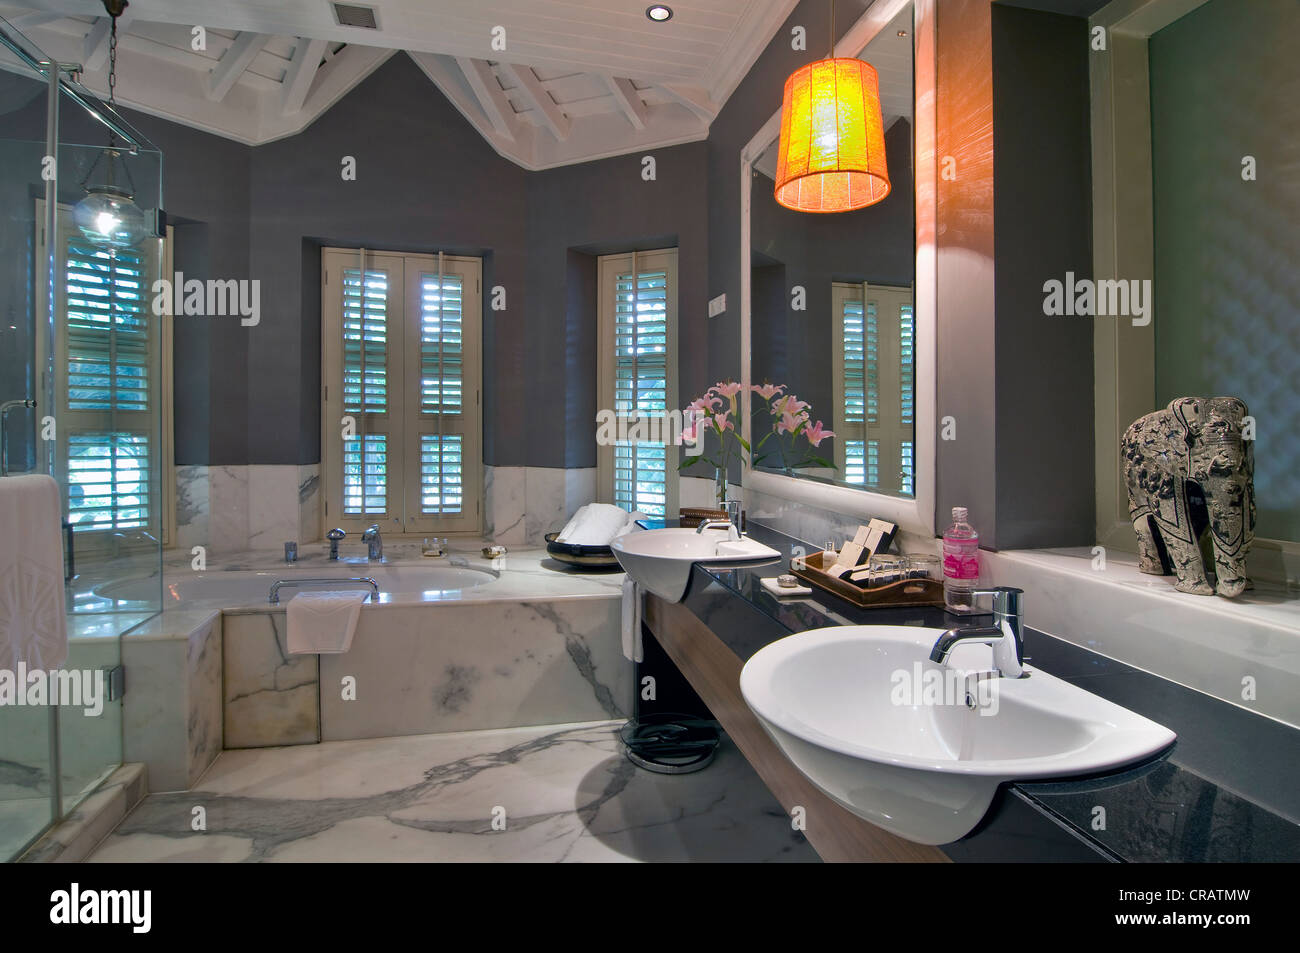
[{"left": 1150, "top": 0, "right": 1300, "bottom": 542}]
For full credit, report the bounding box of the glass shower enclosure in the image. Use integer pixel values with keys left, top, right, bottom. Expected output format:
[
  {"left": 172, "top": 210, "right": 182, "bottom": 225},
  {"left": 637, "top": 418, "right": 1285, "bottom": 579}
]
[{"left": 0, "top": 15, "right": 164, "bottom": 861}]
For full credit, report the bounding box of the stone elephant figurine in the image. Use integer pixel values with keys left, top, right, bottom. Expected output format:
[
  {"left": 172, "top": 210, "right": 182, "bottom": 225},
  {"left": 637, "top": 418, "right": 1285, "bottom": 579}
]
[{"left": 1121, "top": 397, "right": 1255, "bottom": 597}]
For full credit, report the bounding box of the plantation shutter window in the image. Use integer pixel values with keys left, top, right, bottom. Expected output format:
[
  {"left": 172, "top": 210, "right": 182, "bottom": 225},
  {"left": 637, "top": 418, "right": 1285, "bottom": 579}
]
[
  {"left": 598, "top": 249, "right": 679, "bottom": 518},
  {"left": 323, "top": 248, "right": 481, "bottom": 534},
  {"left": 832, "top": 283, "right": 912, "bottom": 494}
]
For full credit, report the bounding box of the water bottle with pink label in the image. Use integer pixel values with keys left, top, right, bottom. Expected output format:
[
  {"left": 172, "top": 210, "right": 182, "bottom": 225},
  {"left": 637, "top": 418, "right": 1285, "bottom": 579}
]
[{"left": 942, "top": 506, "right": 980, "bottom": 612}]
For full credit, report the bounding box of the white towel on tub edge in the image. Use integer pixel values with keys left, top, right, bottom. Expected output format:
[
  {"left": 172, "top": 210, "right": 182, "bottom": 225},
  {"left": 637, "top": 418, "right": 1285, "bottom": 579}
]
[{"left": 285, "top": 589, "right": 370, "bottom": 655}]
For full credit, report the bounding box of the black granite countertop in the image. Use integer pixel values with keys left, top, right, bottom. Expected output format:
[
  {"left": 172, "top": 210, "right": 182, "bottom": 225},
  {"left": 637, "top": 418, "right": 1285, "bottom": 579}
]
[{"left": 657, "top": 519, "right": 1300, "bottom": 862}]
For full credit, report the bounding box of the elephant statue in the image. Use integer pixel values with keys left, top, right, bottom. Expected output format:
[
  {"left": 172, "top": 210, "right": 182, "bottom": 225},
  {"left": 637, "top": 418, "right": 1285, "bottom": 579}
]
[{"left": 1121, "top": 397, "right": 1255, "bottom": 597}]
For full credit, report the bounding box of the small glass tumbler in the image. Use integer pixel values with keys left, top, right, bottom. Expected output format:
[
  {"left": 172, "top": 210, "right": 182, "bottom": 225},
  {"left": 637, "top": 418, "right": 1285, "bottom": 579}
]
[{"left": 904, "top": 554, "right": 942, "bottom": 582}]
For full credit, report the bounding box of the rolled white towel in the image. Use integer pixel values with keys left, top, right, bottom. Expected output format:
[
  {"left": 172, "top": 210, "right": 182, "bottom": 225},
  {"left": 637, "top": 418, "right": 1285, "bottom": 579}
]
[{"left": 558, "top": 503, "right": 636, "bottom": 546}]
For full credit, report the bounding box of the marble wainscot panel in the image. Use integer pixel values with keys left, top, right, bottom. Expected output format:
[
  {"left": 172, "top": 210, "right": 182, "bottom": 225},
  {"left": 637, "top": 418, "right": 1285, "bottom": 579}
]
[
  {"left": 485, "top": 466, "right": 597, "bottom": 546},
  {"left": 223, "top": 611, "right": 320, "bottom": 748},
  {"left": 248, "top": 466, "right": 304, "bottom": 551},
  {"left": 174, "top": 465, "right": 210, "bottom": 552},
  {"left": 208, "top": 465, "right": 251, "bottom": 554},
  {"left": 298, "top": 464, "right": 321, "bottom": 543},
  {"left": 122, "top": 610, "right": 223, "bottom": 791},
  {"left": 319, "top": 595, "right": 627, "bottom": 742},
  {"left": 88, "top": 722, "right": 818, "bottom": 863},
  {"left": 173, "top": 464, "right": 321, "bottom": 554}
]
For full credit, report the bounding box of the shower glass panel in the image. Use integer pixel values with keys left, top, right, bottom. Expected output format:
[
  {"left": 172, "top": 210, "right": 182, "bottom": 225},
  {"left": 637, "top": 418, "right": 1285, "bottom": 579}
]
[{"left": 0, "top": 15, "right": 164, "bottom": 860}]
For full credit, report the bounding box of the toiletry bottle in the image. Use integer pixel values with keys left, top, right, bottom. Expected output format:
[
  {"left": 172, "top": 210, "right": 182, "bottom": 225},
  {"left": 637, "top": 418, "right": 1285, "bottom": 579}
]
[{"left": 942, "top": 506, "right": 980, "bottom": 611}]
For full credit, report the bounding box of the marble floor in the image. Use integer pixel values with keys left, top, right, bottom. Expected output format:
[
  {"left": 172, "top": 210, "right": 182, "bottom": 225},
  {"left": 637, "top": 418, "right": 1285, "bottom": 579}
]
[{"left": 88, "top": 720, "right": 820, "bottom": 862}]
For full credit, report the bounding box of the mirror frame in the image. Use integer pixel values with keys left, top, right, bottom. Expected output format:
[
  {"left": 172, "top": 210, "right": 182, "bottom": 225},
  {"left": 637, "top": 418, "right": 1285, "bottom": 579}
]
[{"left": 740, "top": 0, "right": 936, "bottom": 538}]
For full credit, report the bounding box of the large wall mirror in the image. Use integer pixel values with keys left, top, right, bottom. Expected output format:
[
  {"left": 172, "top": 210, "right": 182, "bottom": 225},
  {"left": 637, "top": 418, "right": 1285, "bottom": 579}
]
[{"left": 741, "top": 0, "right": 936, "bottom": 535}]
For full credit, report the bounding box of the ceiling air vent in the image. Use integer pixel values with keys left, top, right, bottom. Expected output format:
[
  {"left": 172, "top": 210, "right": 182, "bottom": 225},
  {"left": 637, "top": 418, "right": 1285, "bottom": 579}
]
[{"left": 331, "top": 3, "right": 379, "bottom": 29}]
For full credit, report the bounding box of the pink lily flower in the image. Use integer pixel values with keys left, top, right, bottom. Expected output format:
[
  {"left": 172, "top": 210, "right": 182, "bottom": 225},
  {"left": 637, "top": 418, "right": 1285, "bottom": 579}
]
[
  {"left": 776, "top": 411, "right": 802, "bottom": 435},
  {"left": 752, "top": 382, "right": 784, "bottom": 401},
  {"left": 713, "top": 381, "right": 743, "bottom": 399},
  {"left": 686, "top": 395, "right": 720, "bottom": 415},
  {"left": 804, "top": 420, "right": 835, "bottom": 447}
]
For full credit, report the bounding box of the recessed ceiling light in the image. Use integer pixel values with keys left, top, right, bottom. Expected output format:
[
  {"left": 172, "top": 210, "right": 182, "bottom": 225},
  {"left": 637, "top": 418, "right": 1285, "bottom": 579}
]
[
  {"left": 898, "top": 30, "right": 909, "bottom": 37},
  {"left": 646, "top": 5, "right": 673, "bottom": 22}
]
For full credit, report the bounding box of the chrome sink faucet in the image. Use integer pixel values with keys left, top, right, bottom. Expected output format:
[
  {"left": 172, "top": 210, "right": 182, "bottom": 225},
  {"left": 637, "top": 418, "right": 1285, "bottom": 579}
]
[
  {"left": 696, "top": 519, "right": 740, "bottom": 541},
  {"left": 362, "top": 523, "right": 383, "bottom": 560},
  {"left": 929, "top": 587, "right": 1027, "bottom": 678},
  {"left": 327, "top": 528, "right": 346, "bottom": 560}
]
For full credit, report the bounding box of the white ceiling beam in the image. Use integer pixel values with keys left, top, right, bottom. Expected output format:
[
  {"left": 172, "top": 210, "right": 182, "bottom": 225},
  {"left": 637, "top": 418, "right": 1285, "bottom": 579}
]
[
  {"left": 207, "top": 32, "right": 268, "bottom": 102},
  {"left": 603, "top": 75, "right": 647, "bottom": 130},
  {"left": 7, "top": 12, "right": 62, "bottom": 31},
  {"left": 83, "top": 9, "right": 136, "bottom": 73},
  {"left": 280, "top": 36, "right": 327, "bottom": 115},
  {"left": 501, "top": 62, "right": 570, "bottom": 141},
  {"left": 657, "top": 84, "right": 717, "bottom": 123},
  {"left": 455, "top": 56, "right": 515, "bottom": 142}
]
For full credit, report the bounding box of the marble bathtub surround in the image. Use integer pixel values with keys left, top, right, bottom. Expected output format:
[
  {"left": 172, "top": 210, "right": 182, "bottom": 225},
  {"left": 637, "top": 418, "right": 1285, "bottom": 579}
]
[
  {"left": 88, "top": 722, "right": 819, "bottom": 863},
  {"left": 317, "top": 597, "right": 628, "bottom": 742},
  {"left": 223, "top": 611, "right": 320, "bottom": 749},
  {"left": 122, "top": 610, "right": 223, "bottom": 791}
]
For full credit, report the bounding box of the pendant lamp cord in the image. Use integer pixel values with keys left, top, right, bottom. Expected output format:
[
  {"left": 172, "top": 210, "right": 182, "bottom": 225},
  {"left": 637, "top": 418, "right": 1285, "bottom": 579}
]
[{"left": 828, "top": 0, "right": 835, "bottom": 58}]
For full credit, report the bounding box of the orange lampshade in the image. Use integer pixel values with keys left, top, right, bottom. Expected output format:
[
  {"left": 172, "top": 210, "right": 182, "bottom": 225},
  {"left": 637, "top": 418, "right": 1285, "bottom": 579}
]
[{"left": 774, "top": 57, "right": 890, "bottom": 213}]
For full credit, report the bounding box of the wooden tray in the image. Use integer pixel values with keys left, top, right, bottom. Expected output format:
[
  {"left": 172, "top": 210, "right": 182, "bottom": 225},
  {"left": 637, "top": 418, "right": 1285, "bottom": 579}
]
[
  {"left": 790, "top": 550, "right": 944, "bottom": 608},
  {"left": 678, "top": 507, "right": 729, "bottom": 528}
]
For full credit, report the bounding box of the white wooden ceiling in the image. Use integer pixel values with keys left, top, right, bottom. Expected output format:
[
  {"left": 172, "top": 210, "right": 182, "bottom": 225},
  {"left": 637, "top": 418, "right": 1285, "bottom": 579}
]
[{"left": 0, "top": 0, "right": 802, "bottom": 168}]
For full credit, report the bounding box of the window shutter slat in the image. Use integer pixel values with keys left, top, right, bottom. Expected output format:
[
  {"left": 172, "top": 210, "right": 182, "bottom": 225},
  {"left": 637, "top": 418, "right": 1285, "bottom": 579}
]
[
  {"left": 342, "top": 269, "right": 389, "bottom": 414},
  {"left": 67, "top": 432, "right": 150, "bottom": 532},
  {"left": 419, "top": 273, "right": 464, "bottom": 415}
]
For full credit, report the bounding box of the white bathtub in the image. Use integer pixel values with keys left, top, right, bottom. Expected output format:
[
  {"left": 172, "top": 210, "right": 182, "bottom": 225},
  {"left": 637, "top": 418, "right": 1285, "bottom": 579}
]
[{"left": 97, "top": 563, "right": 497, "bottom": 608}]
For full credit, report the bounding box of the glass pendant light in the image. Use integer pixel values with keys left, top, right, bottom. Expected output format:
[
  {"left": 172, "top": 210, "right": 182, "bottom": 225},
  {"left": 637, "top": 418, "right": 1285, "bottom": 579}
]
[
  {"left": 72, "top": 0, "right": 150, "bottom": 249},
  {"left": 773, "top": 0, "right": 890, "bottom": 213}
]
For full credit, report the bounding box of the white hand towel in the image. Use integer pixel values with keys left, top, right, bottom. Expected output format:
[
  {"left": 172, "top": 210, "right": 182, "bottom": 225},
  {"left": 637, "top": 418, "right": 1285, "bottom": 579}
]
[
  {"left": 286, "top": 590, "right": 369, "bottom": 655},
  {"left": 621, "top": 576, "right": 643, "bottom": 663},
  {"left": 555, "top": 503, "right": 591, "bottom": 543},
  {"left": 0, "top": 475, "right": 67, "bottom": 671}
]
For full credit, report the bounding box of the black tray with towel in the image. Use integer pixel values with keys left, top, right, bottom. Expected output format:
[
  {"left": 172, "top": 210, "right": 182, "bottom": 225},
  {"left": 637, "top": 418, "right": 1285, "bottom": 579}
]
[{"left": 544, "top": 532, "right": 622, "bottom": 569}]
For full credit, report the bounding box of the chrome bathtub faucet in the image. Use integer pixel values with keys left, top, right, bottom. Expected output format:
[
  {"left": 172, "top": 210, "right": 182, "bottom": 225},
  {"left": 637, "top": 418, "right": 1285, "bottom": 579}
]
[
  {"left": 929, "top": 587, "right": 1027, "bottom": 679},
  {"left": 362, "top": 523, "right": 383, "bottom": 561},
  {"left": 327, "top": 528, "right": 346, "bottom": 560}
]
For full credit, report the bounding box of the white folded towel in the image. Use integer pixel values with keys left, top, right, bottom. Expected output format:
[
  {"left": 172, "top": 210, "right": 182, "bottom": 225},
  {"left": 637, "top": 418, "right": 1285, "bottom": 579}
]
[
  {"left": 286, "top": 590, "right": 369, "bottom": 655},
  {"left": 621, "top": 576, "right": 643, "bottom": 663},
  {"left": 0, "top": 475, "right": 68, "bottom": 670},
  {"left": 558, "top": 503, "right": 645, "bottom": 546}
]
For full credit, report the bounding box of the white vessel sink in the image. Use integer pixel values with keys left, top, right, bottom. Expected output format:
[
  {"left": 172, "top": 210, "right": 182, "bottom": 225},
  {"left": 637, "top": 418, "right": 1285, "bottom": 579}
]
[
  {"left": 739, "top": 625, "right": 1175, "bottom": 845},
  {"left": 611, "top": 528, "right": 780, "bottom": 602}
]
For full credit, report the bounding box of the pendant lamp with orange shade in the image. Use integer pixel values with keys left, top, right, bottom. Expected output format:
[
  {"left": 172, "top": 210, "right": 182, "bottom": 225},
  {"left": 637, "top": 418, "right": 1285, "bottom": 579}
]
[{"left": 774, "top": 1, "right": 890, "bottom": 213}]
